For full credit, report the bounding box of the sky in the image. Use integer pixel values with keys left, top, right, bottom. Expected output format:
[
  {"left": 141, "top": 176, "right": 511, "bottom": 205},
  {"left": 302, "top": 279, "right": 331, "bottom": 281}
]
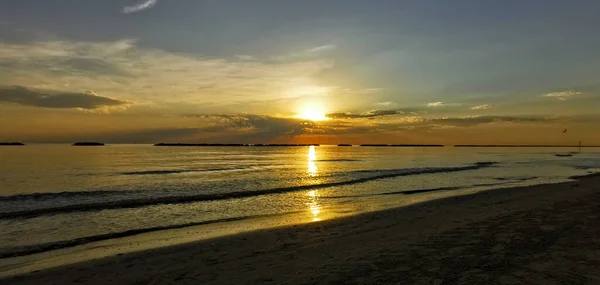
[{"left": 1, "top": 0, "right": 599, "bottom": 144}]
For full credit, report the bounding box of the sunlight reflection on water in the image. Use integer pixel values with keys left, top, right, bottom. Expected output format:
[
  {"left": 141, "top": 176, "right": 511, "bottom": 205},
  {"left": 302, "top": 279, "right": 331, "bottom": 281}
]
[
  {"left": 306, "top": 146, "right": 322, "bottom": 221},
  {"left": 307, "top": 145, "right": 318, "bottom": 177},
  {"left": 307, "top": 190, "right": 321, "bottom": 222}
]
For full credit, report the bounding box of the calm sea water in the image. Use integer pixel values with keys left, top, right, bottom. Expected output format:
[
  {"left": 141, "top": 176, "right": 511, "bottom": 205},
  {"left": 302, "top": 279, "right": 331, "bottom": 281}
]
[{"left": 0, "top": 145, "right": 599, "bottom": 272}]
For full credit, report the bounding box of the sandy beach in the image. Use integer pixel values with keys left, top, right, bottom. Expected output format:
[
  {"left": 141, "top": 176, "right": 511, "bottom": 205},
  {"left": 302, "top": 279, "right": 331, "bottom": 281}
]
[{"left": 3, "top": 174, "right": 600, "bottom": 285}]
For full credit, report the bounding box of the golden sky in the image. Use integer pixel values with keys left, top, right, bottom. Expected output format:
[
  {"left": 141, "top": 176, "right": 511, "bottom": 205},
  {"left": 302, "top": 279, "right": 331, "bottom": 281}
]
[{"left": 1, "top": 1, "right": 600, "bottom": 144}]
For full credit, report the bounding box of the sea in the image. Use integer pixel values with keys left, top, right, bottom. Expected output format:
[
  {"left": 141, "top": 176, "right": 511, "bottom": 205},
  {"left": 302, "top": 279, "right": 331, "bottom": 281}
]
[{"left": 1, "top": 144, "right": 599, "bottom": 275}]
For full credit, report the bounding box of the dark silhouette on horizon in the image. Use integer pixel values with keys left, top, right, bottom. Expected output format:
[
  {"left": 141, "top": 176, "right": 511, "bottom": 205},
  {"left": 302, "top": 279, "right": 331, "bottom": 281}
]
[
  {"left": 154, "top": 143, "right": 320, "bottom": 147},
  {"left": 455, "top": 144, "right": 598, "bottom": 148},
  {"left": 0, "top": 142, "right": 25, "bottom": 146},
  {"left": 73, "top": 142, "right": 105, "bottom": 146}
]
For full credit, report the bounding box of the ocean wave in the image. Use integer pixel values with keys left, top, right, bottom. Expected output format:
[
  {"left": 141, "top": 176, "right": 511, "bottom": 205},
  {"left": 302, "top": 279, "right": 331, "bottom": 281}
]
[
  {"left": 0, "top": 190, "right": 125, "bottom": 202},
  {"left": 314, "top": 159, "right": 363, "bottom": 162},
  {"left": 387, "top": 178, "right": 534, "bottom": 195},
  {"left": 0, "top": 162, "right": 497, "bottom": 220},
  {"left": 120, "top": 167, "right": 248, "bottom": 175},
  {"left": 572, "top": 165, "right": 597, "bottom": 170},
  {"left": 0, "top": 216, "right": 251, "bottom": 259},
  {"left": 323, "top": 176, "right": 537, "bottom": 198}
]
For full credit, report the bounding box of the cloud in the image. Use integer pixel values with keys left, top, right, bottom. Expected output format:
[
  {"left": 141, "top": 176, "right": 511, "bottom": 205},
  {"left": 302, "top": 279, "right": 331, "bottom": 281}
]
[
  {"left": 426, "top": 102, "right": 463, "bottom": 108},
  {"left": 8, "top": 111, "right": 569, "bottom": 143},
  {"left": 376, "top": 101, "right": 393, "bottom": 106},
  {"left": 358, "top": 88, "right": 383, "bottom": 94},
  {"left": 274, "top": 44, "right": 337, "bottom": 61},
  {"left": 0, "top": 85, "right": 131, "bottom": 110},
  {"left": 307, "top": 45, "right": 337, "bottom": 54},
  {"left": 427, "top": 102, "right": 444, "bottom": 107},
  {"left": 337, "top": 88, "right": 383, "bottom": 95},
  {"left": 429, "top": 116, "right": 553, "bottom": 127},
  {"left": 123, "top": 0, "right": 158, "bottom": 14},
  {"left": 543, "top": 91, "right": 582, "bottom": 101},
  {"left": 326, "top": 108, "right": 426, "bottom": 119},
  {"left": 235, "top": 55, "right": 257, "bottom": 61},
  {"left": 471, "top": 104, "right": 491, "bottom": 110},
  {"left": 320, "top": 115, "right": 555, "bottom": 134},
  {"left": 0, "top": 39, "right": 333, "bottom": 108},
  {"left": 189, "top": 114, "right": 319, "bottom": 141}
]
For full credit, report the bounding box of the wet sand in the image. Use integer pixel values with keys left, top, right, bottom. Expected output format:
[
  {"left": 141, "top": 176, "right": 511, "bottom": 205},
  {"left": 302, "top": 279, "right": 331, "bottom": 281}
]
[{"left": 3, "top": 174, "right": 600, "bottom": 285}]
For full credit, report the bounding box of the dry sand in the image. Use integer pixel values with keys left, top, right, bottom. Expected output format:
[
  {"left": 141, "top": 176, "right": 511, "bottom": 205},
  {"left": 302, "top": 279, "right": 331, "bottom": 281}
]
[{"left": 3, "top": 174, "right": 600, "bottom": 285}]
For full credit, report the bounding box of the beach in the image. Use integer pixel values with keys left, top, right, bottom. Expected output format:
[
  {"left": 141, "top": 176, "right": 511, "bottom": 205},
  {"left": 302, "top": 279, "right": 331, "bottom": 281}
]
[
  {"left": 3, "top": 1, "right": 600, "bottom": 283},
  {"left": 4, "top": 173, "right": 600, "bottom": 284}
]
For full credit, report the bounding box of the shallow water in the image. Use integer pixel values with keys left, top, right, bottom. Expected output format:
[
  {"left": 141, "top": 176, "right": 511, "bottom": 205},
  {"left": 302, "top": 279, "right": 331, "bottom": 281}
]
[{"left": 0, "top": 145, "right": 599, "bottom": 260}]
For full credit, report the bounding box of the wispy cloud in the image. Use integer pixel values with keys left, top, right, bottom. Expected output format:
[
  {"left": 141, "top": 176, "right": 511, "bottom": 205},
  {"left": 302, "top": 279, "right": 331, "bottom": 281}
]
[
  {"left": 543, "top": 91, "right": 582, "bottom": 101},
  {"left": 123, "top": 0, "right": 158, "bottom": 14},
  {"left": 235, "top": 55, "right": 257, "bottom": 61},
  {"left": 376, "top": 101, "right": 393, "bottom": 106},
  {"left": 306, "top": 45, "right": 337, "bottom": 54},
  {"left": 0, "top": 39, "right": 333, "bottom": 109},
  {"left": 471, "top": 104, "right": 491, "bottom": 110},
  {"left": 274, "top": 44, "right": 337, "bottom": 61},
  {"left": 359, "top": 88, "right": 383, "bottom": 94},
  {"left": 427, "top": 102, "right": 444, "bottom": 107},
  {"left": 429, "top": 115, "right": 554, "bottom": 127}
]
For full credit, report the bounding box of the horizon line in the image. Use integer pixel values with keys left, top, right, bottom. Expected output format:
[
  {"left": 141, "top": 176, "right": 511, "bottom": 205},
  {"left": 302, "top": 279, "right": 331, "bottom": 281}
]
[{"left": 2, "top": 142, "right": 600, "bottom": 148}]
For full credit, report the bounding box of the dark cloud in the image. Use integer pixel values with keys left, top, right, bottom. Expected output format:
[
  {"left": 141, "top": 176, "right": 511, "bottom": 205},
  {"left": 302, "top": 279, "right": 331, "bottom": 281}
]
[
  {"left": 0, "top": 85, "right": 130, "bottom": 109},
  {"left": 173, "top": 114, "right": 354, "bottom": 142},
  {"left": 196, "top": 114, "right": 310, "bottom": 139},
  {"left": 326, "top": 108, "right": 426, "bottom": 119},
  {"left": 189, "top": 114, "right": 559, "bottom": 141},
  {"left": 429, "top": 116, "right": 555, "bottom": 127},
  {"left": 24, "top": 113, "right": 576, "bottom": 143}
]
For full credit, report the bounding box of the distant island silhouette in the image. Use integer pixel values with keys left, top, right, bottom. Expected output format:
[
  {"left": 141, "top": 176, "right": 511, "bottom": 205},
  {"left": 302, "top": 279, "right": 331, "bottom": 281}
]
[
  {"left": 154, "top": 143, "right": 444, "bottom": 147},
  {"left": 454, "top": 145, "right": 599, "bottom": 148},
  {"left": 0, "top": 142, "right": 25, "bottom": 146},
  {"left": 390, "top": 144, "right": 444, "bottom": 147},
  {"left": 73, "top": 142, "right": 105, "bottom": 146},
  {"left": 154, "top": 143, "right": 320, "bottom": 147},
  {"left": 147, "top": 143, "right": 600, "bottom": 148},
  {"left": 359, "top": 144, "right": 444, "bottom": 147}
]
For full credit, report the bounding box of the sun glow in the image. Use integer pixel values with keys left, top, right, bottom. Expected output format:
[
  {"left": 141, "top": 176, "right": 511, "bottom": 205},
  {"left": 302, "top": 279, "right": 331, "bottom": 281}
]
[{"left": 296, "top": 102, "right": 328, "bottom": 121}]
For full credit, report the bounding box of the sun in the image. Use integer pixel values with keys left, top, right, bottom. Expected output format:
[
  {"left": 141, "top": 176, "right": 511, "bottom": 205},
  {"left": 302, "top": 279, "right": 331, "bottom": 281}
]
[{"left": 296, "top": 102, "right": 328, "bottom": 121}]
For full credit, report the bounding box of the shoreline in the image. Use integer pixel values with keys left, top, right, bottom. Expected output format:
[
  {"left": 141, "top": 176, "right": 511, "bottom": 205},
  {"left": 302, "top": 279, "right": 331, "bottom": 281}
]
[
  {"left": 0, "top": 161, "right": 498, "bottom": 220},
  {"left": 3, "top": 173, "right": 600, "bottom": 284}
]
